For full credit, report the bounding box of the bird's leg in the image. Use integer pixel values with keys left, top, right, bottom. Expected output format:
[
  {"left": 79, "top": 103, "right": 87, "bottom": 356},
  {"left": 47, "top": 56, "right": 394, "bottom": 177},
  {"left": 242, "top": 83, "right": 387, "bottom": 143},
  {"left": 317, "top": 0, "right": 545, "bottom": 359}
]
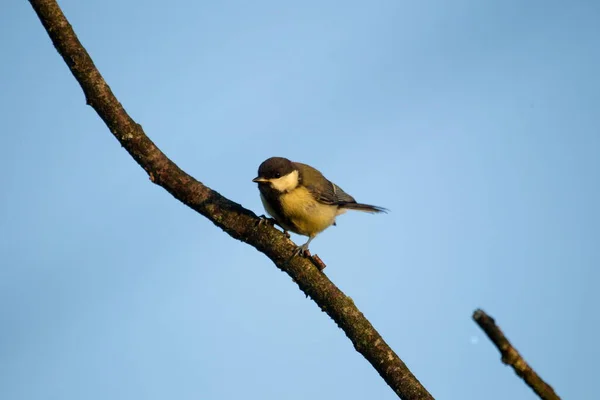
[
  {"left": 286, "top": 236, "right": 326, "bottom": 270},
  {"left": 293, "top": 236, "right": 314, "bottom": 257},
  {"left": 257, "top": 215, "right": 291, "bottom": 238}
]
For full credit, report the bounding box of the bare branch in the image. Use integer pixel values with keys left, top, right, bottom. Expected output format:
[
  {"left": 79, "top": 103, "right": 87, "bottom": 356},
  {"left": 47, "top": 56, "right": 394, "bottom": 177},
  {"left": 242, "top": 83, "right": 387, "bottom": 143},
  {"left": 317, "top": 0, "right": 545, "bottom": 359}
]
[
  {"left": 473, "top": 309, "right": 561, "bottom": 400},
  {"left": 27, "top": 1, "right": 433, "bottom": 398}
]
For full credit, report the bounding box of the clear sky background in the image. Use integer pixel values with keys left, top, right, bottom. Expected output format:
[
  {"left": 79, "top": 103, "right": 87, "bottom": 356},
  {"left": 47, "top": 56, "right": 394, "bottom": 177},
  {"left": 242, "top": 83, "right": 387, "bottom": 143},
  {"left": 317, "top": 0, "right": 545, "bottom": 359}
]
[{"left": 1, "top": 1, "right": 599, "bottom": 399}]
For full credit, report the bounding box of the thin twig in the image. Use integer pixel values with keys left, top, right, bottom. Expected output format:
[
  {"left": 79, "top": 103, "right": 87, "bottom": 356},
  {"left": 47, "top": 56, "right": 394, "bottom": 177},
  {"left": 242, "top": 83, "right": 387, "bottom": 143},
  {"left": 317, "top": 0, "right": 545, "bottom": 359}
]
[
  {"left": 27, "top": 1, "right": 434, "bottom": 399},
  {"left": 473, "top": 309, "right": 561, "bottom": 400}
]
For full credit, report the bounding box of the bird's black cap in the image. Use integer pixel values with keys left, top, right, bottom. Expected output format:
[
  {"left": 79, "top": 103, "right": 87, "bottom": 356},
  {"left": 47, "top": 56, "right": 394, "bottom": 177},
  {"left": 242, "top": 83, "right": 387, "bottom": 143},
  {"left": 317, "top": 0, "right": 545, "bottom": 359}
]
[{"left": 254, "top": 157, "right": 296, "bottom": 180}]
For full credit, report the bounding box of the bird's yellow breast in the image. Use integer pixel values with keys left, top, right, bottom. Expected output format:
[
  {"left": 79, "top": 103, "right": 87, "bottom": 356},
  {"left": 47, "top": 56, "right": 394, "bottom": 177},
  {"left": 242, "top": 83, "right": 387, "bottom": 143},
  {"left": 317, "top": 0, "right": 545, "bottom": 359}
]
[{"left": 279, "top": 187, "right": 338, "bottom": 237}]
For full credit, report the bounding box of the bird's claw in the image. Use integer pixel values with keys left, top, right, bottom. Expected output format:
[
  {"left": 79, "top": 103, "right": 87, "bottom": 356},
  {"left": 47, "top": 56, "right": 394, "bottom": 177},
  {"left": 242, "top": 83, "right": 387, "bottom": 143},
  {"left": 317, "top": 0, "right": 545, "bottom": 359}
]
[
  {"left": 257, "top": 215, "right": 276, "bottom": 227},
  {"left": 293, "top": 243, "right": 311, "bottom": 258},
  {"left": 290, "top": 244, "right": 325, "bottom": 270},
  {"left": 257, "top": 215, "right": 291, "bottom": 238}
]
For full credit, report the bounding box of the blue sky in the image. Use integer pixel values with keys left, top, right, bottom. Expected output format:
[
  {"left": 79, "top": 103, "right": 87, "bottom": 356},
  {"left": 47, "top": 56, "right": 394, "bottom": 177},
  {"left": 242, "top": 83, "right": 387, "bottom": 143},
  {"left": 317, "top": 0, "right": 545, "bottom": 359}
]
[{"left": 1, "top": 0, "right": 599, "bottom": 399}]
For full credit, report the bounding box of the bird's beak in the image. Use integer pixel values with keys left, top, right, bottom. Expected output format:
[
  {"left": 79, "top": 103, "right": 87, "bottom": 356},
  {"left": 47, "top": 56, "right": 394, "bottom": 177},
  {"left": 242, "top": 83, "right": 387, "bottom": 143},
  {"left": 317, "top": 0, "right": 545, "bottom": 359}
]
[{"left": 252, "top": 177, "right": 268, "bottom": 183}]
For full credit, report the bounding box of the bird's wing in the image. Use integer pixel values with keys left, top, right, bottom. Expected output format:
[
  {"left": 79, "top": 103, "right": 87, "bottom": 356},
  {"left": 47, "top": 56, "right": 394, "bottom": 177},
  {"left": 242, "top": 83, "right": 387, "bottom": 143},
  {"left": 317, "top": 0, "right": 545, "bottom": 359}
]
[{"left": 295, "top": 162, "right": 356, "bottom": 205}]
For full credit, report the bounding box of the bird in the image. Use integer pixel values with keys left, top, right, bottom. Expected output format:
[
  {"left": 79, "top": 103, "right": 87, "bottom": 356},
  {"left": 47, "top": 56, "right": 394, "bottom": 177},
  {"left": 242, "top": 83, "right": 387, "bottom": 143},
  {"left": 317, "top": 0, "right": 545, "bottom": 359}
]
[{"left": 252, "top": 157, "right": 387, "bottom": 256}]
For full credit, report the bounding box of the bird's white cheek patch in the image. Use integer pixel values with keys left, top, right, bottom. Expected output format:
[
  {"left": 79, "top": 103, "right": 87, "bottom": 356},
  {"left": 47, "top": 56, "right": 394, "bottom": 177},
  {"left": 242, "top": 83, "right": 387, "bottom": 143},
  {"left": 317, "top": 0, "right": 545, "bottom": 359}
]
[{"left": 270, "top": 170, "right": 299, "bottom": 192}]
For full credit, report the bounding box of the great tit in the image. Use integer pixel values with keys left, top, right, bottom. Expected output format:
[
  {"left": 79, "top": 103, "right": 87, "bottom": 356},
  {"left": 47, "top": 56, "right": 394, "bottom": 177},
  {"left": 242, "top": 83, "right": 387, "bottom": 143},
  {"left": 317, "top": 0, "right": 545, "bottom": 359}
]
[{"left": 252, "top": 157, "right": 387, "bottom": 255}]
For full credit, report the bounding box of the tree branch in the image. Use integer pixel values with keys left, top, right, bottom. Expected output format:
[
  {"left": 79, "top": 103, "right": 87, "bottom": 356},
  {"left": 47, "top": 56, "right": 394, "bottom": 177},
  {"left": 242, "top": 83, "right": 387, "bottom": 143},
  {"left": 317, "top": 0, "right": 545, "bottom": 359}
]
[
  {"left": 28, "top": 1, "right": 433, "bottom": 398},
  {"left": 473, "top": 309, "right": 561, "bottom": 400}
]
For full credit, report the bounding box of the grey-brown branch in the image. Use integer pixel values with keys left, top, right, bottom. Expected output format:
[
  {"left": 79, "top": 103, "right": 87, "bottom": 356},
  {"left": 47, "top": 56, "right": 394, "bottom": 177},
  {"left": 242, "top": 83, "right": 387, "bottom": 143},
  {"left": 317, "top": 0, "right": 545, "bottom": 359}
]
[
  {"left": 27, "top": 1, "right": 433, "bottom": 399},
  {"left": 473, "top": 309, "right": 561, "bottom": 400}
]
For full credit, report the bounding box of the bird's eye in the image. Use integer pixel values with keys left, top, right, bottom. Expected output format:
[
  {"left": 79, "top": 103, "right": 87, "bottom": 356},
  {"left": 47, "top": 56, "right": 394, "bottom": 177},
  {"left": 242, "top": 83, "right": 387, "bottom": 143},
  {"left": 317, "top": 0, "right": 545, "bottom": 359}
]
[{"left": 274, "top": 172, "right": 281, "bottom": 178}]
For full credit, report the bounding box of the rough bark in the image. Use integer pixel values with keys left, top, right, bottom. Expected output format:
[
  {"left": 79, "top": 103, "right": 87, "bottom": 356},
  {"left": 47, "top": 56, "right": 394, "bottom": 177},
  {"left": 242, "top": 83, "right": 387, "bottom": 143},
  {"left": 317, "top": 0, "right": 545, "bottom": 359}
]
[
  {"left": 27, "top": 1, "right": 434, "bottom": 399},
  {"left": 473, "top": 309, "right": 561, "bottom": 400}
]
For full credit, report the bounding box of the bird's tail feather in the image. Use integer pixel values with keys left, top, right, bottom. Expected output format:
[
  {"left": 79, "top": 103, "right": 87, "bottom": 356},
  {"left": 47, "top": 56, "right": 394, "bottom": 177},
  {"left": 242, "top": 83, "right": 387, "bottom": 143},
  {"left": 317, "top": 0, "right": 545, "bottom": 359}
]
[{"left": 338, "top": 202, "right": 388, "bottom": 213}]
